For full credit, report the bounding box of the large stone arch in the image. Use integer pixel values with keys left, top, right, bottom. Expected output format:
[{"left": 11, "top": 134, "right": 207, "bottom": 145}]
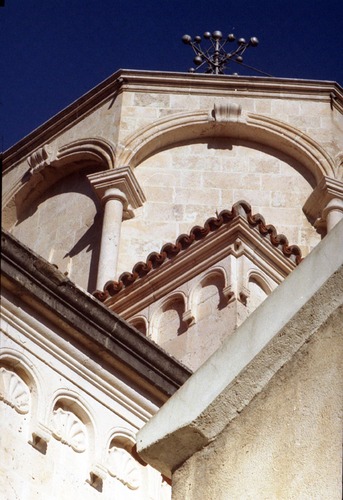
[
  {"left": 115, "top": 109, "right": 337, "bottom": 184},
  {"left": 2, "top": 137, "right": 116, "bottom": 229}
]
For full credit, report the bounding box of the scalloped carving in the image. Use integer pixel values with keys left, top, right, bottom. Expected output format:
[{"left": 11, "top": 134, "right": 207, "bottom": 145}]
[
  {"left": 0, "top": 367, "right": 30, "bottom": 414},
  {"left": 50, "top": 408, "right": 87, "bottom": 452},
  {"left": 107, "top": 447, "right": 141, "bottom": 490}
]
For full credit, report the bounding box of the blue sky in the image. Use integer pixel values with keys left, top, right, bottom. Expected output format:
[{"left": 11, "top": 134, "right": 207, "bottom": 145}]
[{"left": 1, "top": 0, "right": 342, "bottom": 151}]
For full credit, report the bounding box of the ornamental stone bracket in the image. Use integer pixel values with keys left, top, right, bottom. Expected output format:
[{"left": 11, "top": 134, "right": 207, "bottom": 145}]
[
  {"left": 88, "top": 167, "right": 146, "bottom": 290},
  {"left": 28, "top": 423, "right": 51, "bottom": 454},
  {"left": 303, "top": 176, "right": 343, "bottom": 234},
  {"left": 87, "top": 464, "right": 107, "bottom": 491},
  {"left": 209, "top": 102, "right": 243, "bottom": 123},
  {"left": 27, "top": 144, "right": 57, "bottom": 175}
]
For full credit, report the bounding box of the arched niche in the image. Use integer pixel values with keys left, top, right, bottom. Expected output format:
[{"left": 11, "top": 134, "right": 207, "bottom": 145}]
[
  {"left": 0, "top": 355, "right": 40, "bottom": 453},
  {"left": 129, "top": 316, "right": 148, "bottom": 336},
  {"left": 49, "top": 393, "right": 95, "bottom": 455},
  {"left": 247, "top": 270, "right": 273, "bottom": 314},
  {"left": 105, "top": 428, "right": 142, "bottom": 491},
  {"left": 192, "top": 269, "right": 228, "bottom": 323},
  {"left": 0, "top": 365, "right": 31, "bottom": 415},
  {"left": 2, "top": 137, "right": 115, "bottom": 231},
  {"left": 116, "top": 110, "right": 337, "bottom": 185},
  {"left": 115, "top": 111, "right": 329, "bottom": 274},
  {"left": 0, "top": 353, "right": 40, "bottom": 415},
  {"left": 10, "top": 169, "right": 103, "bottom": 291},
  {"left": 153, "top": 293, "right": 188, "bottom": 344}
]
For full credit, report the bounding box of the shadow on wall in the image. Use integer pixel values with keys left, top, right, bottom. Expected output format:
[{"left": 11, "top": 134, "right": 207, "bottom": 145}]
[{"left": 11, "top": 169, "right": 103, "bottom": 293}]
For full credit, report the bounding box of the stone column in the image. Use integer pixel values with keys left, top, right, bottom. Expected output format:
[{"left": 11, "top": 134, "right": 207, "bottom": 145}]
[
  {"left": 322, "top": 197, "right": 343, "bottom": 232},
  {"left": 87, "top": 167, "right": 145, "bottom": 291},
  {"left": 303, "top": 176, "right": 343, "bottom": 235}
]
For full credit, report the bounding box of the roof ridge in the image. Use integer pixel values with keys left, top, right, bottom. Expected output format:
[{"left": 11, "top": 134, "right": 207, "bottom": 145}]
[{"left": 93, "top": 200, "right": 302, "bottom": 302}]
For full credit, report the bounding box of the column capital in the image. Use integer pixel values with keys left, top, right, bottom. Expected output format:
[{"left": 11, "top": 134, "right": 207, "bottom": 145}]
[
  {"left": 87, "top": 166, "right": 146, "bottom": 211},
  {"left": 303, "top": 176, "right": 343, "bottom": 232}
]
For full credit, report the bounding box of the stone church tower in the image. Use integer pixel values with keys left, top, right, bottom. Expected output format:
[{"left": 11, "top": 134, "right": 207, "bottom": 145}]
[{"left": 1, "top": 69, "right": 342, "bottom": 498}]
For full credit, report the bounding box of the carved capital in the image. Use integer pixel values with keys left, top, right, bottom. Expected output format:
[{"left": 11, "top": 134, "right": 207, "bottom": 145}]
[
  {"left": 303, "top": 176, "right": 343, "bottom": 232},
  {"left": 87, "top": 167, "right": 145, "bottom": 219},
  {"left": 223, "top": 285, "right": 235, "bottom": 303}
]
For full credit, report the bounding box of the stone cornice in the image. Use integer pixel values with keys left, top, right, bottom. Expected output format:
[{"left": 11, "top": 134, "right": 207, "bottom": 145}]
[
  {"left": 3, "top": 69, "right": 342, "bottom": 171},
  {"left": 95, "top": 201, "right": 301, "bottom": 318},
  {"left": 0, "top": 229, "right": 192, "bottom": 403}
]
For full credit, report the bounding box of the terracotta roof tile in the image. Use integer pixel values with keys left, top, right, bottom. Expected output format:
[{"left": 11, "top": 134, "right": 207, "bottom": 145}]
[{"left": 93, "top": 200, "right": 302, "bottom": 302}]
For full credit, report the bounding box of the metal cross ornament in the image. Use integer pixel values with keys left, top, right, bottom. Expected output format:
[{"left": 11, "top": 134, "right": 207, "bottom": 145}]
[{"left": 182, "top": 30, "right": 259, "bottom": 75}]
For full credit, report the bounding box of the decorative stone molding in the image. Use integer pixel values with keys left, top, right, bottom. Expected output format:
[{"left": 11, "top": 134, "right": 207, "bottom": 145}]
[
  {"left": 27, "top": 144, "right": 55, "bottom": 175},
  {"left": 223, "top": 285, "right": 235, "bottom": 303},
  {"left": 239, "top": 286, "right": 250, "bottom": 306},
  {"left": 0, "top": 367, "right": 30, "bottom": 414},
  {"left": 56, "top": 137, "right": 116, "bottom": 169},
  {"left": 303, "top": 176, "right": 343, "bottom": 233},
  {"left": 50, "top": 408, "right": 87, "bottom": 452},
  {"left": 107, "top": 447, "right": 141, "bottom": 490},
  {"left": 94, "top": 201, "right": 301, "bottom": 305},
  {"left": 115, "top": 109, "right": 336, "bottom": 182},
  {"left": 210, "top": 102, "right": 242, "bottom": 122}
]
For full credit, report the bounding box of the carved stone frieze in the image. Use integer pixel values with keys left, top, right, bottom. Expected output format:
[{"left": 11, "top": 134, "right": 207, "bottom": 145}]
[
  {"left": 107, "top": 446, "right": 141, "bottom": 490},
  {"left": 50, "top": 408, "right": 87, "bottom": 452},
  {"left": 0, "top": 367, "right": 30, "bottom": 414}
]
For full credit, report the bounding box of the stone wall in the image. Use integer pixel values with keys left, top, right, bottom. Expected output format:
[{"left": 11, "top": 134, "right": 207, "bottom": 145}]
[
  {"left": 3, "top": 74, "right": 342, "bottom": 292},
  {"left": 172, "top": 307, "right": 342, "bottom": 499},
  {"left": 136, "top": 220, "right": 343, "bottom": 498},
  {"left": 11, "top": 171, "right": 102, "bottom": 291},
  {"left": 1, "top": 289, "right": 171, "bottom": 500},
  {"left": 119, "top": 139, "right": 318, "bottom": 275}
]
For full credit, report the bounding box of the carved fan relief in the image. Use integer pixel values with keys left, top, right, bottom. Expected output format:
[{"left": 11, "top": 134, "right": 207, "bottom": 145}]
[
  {"left": 50, "top": 408, "right": 87, "bottom": 453},
  {"left": 107, "top": 446, "right": 141, "bottom": 490},
  {"left": 0, "top": 367, "right": 30, "bottom": 414}
]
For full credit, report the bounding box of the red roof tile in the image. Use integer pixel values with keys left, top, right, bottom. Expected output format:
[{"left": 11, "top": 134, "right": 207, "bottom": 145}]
[{"left": 93, "top": 200, "right": 302, "bottom": 302}]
